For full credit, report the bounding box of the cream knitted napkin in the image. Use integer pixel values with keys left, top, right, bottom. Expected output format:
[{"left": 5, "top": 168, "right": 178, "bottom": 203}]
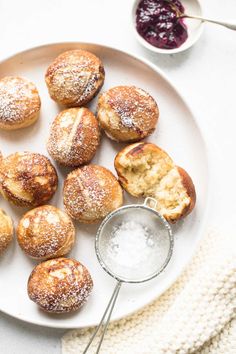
[{"left": 62, "top": 230, "right": 236, "bottom": 354}]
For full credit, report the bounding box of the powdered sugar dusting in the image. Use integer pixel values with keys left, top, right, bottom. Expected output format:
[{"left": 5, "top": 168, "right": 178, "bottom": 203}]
[
  {"left": 28, "top": 258, "right": 93, "bottom": 313},
  {"left": 110, "top": 86, "right": 157, "bottom": 129},
  {"left": 59, "top": 114, "right": 73, "bottom": 128},
  {"left": 107, "top": 221, "right": 156, "bottom": 268},
  {"left": 45, "top": 50, "right": 105, "bottom": 106},
  {"left": 46, "top": 212, "right": 60, "bottom": 225},
  {"left": 101, "top": 218, "right": 170, "bottom": 280},
  {"left": 0, "top": 152, "right": 58, "bottom": 207},
  {"left": 22, "top": 218, "right": 30, "bottom": 228},
  {"left": 0, "top": 76, "right": 40, "bottom": 126},
  {"left": 98, "top": 86, "right": 158, "bottom": 139},
  {"left": 63, "top": 165, "right": 122, "bottom": 222},
  {"left": 47, "top": 108, "right": 100, "bottom": 167},
  {"left": 0, "top": 209, "right": 13, "bottom": 254},
  {"left": 18, "top": 205, "right": 75, "bottom": 259}
]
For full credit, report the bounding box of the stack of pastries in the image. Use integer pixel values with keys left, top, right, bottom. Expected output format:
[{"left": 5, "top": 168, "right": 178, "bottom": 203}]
[{"left": 0, "top": 48, "right": 196, "bottom": 314}]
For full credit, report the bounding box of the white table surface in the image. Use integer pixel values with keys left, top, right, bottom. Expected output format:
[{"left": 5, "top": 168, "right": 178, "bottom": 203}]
[{"left": 0, "top": 0, "right": 236, "bottom": 353}]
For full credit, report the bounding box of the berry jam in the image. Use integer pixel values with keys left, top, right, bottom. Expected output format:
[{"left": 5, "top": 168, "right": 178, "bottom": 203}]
[{"left": 136, "top": 0, "right": 188, "bottom": 50}]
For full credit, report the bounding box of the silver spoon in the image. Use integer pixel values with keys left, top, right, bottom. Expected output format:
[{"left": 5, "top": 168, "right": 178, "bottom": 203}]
[
  {"left": 167, "top": 0, "right": 236, "bottom": 31},
  {"left": 82, "top": 197, "right": 174, "bottom": 354},
  {"left": 183, "top": 14, "right": 236, "bottom": 31}
]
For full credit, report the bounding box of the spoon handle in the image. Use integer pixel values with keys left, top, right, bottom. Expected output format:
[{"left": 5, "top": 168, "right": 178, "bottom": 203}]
[{"left": 185, "top": 14, "right": 236, "bottom": 31}]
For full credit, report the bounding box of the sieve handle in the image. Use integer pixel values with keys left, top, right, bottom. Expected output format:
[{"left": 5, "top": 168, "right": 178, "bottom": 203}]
[
  {"left": 82, "top": 281, "right": 122, "bottom": 354},
  {"left": 143, "top": 197, "right": 157, "bottom": 209}
]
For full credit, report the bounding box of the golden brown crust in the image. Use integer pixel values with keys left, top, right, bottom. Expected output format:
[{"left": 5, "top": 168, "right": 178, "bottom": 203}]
[
  {"left": 17, "top": 205, "right": 75, "bottom": 260},
  {"left": 114, "top": 142, "right": 172, "bottom": 196},
  {"left": 114, "top": 142, "right": 196, "bottom": 222},
  {"left": 0, "top": 152, "right": 58, "bottom": 207},
  {"left": 63, "top": 164, "right": 123, "bottom": 223},
  {"left": 97, "top": 86, "right": 159, "bottom": 142},
  {"left": 47, "top": 107, "right": 100, "bottom": 167},
  {"left": 0, "top": 76, "right": 41, "bottom": 130},
  {"left": 45, "top": 50, "right": 105, "bottom": 107},
  {"left": 176, "top": 166, "right": 196, "bottom": 219},
  {"left": 27, "top": 258, "right": 93, "bottom": 313},
  {"left": 0, "top": 208, "right": 14, "bottom": 255}
]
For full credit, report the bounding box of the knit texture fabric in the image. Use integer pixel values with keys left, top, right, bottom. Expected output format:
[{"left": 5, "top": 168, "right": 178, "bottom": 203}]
[{"left": 62, "top": 230, "right": 236, "bottom": 354}]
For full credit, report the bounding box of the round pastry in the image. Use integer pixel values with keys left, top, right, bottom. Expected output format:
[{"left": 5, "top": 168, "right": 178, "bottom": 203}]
[
  {"left": 114, "top": 142, "right": 196, "bottom": 222},
  {"left": 0, "top": 208, "right": 14, "bottom": 255},
  {"left": 27, "top": 257, "right": 93, "bottom": 313},
  {"left": 63, "top": 165, "right": 123, "bottom": 223},
  {"left": 17, "top": 205, "right": 75, "bottom": 260},
  {"left": 0, "top": 152, "right": 58, "bottom": 207},
  {"left": 97, "top": 85, "right": 159, "bottom": 142},
  {"left": 47, "top": 107, "right": 100, "bottom": 167},
  {"left": 45, "top": 50, "right": 105, "bottom": 107},
  {"left": 0, "top": 76, "right": 41, "bottom": 130}
]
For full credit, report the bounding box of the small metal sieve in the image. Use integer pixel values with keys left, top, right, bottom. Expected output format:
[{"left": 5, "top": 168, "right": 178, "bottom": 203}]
[{"left": 83, "top": 197, "right": 174, "bottom": 354}]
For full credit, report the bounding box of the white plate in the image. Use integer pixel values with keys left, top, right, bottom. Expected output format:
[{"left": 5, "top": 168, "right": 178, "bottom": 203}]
[{"left": 0, "top": 43, "right": 209, "bottom": 329}]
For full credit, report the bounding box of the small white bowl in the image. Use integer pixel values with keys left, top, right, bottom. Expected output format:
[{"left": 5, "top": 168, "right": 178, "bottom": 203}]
[{"left": 132, "top": 0, "right": 204, "bottom": 54}]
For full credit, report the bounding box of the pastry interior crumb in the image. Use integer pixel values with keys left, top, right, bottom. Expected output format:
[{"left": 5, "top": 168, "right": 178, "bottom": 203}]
[{"left": 118, "top": 150, "right": 190, "bottom": 220}]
